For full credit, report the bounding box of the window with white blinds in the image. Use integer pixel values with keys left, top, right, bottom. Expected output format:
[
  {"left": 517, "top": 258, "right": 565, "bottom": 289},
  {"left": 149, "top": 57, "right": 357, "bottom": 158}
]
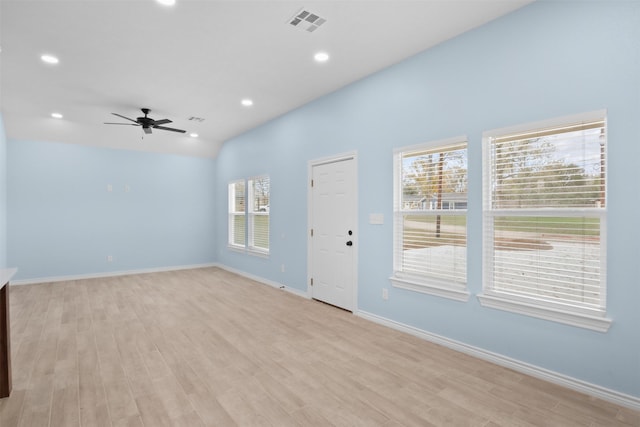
[
  {"left": 228, "top": 176, "right": 270, "bottom": 255},
  {"left": 228, "top": 180, "right": 245, "bottom": 248},
  {"left": 391, "top": 137, "right": 469, "bottom": 301},
  {"left": 248, "top": 175, "right": 270, "bottom": 253},
  {"left": 480, "top": 111, "right": 611, "bottom": 331}
]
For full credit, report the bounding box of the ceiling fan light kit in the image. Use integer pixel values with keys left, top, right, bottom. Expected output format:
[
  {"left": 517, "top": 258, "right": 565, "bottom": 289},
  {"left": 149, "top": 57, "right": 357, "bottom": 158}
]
[{"left": 104, "top": 108, "right": 186, "bottom": 134}]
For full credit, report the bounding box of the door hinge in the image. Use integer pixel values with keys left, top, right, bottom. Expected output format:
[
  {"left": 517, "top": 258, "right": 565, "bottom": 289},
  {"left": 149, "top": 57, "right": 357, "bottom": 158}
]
[
  {"left": 311, "top": 179, "right": 314, "bottom": 187},
  {"left": 310, "top": 278, "right": 314, "bottom": 286},
  {"left": 310, "top": 228, "right": 314, "bottom": 237}
]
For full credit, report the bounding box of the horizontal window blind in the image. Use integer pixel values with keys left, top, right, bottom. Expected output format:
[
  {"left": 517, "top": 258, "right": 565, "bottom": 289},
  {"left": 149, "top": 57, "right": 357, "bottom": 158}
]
[
  {"left": 490, "top": 122, "right": 605, "bottom": 209},
  {"left": 228, "top": 180, "right": 245, "bottom": 247},
  {"left": 394, "top": 139, "right": 468, "bottom": 288},
  {"left": 249, "top": 176, "right": 270, "bottom": 251},
  {"left": 490, "top": 216, "right": 602, "bottom": 309},
  {"left": 398, "top": 213, "right": 467, "bottom": 283},
  {"left": 484, "top": 115, "right": 606, "bottom": 312}
]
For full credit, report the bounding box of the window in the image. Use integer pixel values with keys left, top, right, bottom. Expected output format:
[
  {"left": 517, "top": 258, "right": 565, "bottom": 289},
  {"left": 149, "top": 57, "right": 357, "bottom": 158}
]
[
  {"left": 228, "top": 180, "right": 245, "bottom": 248},
  {"left": 480, "top": 111, "right": 611, "bottom": 331},
  {"left": 248, "top": 176, "right": 270, "bottom": 253},
  {"left": 391, "top": 137, "right": 468, "bottom": 301},
  {"left": 228, "top": 176, "right": 270, "bottom": 255}
]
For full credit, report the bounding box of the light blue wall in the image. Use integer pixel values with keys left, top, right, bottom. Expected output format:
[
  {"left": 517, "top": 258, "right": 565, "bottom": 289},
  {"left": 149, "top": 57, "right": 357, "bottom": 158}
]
[
  {"left": 216, "top": 1, "right": 640, "bottom": 398},
  {"left": 0, "top": 115, "right": 7, "bottom": 269},
  {"left": 8, "top": 140, "right": 216, "bottom": 280}
]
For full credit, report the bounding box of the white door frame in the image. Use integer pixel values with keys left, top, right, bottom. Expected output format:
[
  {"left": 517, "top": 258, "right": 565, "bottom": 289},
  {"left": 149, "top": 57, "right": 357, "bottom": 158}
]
[{"left": 307, "top": 151, "right": 358, "bottom": 312}]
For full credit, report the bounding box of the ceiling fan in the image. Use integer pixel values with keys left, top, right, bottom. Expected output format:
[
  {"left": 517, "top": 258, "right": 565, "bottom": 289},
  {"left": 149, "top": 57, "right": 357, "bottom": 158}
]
[{"left": 104, "top": 108, "right": 186, "bottom": 134}]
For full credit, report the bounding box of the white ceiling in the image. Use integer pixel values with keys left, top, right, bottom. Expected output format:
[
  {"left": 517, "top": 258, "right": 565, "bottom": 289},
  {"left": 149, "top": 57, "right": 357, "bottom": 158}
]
[{"left": 1, "top": 0, "right": 532, "bottom": 158}]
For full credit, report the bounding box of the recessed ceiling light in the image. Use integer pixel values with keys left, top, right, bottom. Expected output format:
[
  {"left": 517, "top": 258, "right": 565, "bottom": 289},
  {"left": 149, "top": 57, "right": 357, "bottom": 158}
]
[
  {"left": 189, "top": 133, "right": 199, "bottom": 138},
  {"left": 156, "top": 0, "right": 176, "bottom": 6},
  {"left": 41, "top": 54, "right": 59, "bottom": 64},
  {"left": 51, "top": 112, "right": 63, "bottom": 119},
  {"left": 241, "top": 99, "right": 254, "bottom": 107},
  {"left": 314, "top": 52, "right": 329, "bottom": 63}
]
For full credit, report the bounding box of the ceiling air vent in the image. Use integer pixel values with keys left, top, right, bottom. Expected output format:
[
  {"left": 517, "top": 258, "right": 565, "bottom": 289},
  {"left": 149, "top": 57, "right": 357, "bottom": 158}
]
[{"left": 288, "top": 9, "right": 326, "bottom": 33}]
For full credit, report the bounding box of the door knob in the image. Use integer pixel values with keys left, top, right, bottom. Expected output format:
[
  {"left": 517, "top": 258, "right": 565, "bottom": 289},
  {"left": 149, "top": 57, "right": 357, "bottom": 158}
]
[{"left": 346, "top": 241, "right": 353, "bottom": 246}]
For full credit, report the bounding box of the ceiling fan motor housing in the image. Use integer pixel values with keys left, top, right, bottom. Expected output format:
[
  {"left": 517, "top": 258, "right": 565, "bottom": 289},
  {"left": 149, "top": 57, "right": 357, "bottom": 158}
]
[
  {"left": 138, "top": 108, "right": 154, "bottom": 126},
  {"left": 137, "top": 117, "right": 155, "bottom": 126}
]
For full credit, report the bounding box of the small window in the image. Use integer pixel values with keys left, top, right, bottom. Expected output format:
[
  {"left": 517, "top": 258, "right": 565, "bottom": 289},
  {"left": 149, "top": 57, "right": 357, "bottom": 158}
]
[
  {"left": 228, "top": 176, "right": 270, "bottom": 256},
  {"left": 480, "top": 111, "right": 611, "bottom": 332},
  {"left": 391, "top": 137, "right": 469, "bottom": 301},
  {"left": 228, "top": 180, "right": 246, "bottom": 248},
  {"left": 248, "top": 176, "right": 270, "bottom": 253}
]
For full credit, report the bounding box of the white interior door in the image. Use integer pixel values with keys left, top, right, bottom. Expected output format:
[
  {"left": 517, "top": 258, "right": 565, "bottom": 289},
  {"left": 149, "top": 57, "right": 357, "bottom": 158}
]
[{"left": 309, "top": 156, "right": 357, "bottom": 311}]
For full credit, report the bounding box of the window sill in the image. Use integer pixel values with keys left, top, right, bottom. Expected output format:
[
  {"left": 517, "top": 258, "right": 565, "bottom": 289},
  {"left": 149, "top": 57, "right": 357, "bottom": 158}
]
[
  {"left": 390, "top": 275, "right": 469, "bottom": 302},
  {"left": 247, "top": 248, "right": 269, "bottom": 259},
  {"left": 477, "top": 292, "right": 612, "bottom": 332},
  {"left": 228, "top": 244, "right": 246, "bottom": 254},
  {"left": 227, "top": 245, "right": 270, "bottom": 259}
]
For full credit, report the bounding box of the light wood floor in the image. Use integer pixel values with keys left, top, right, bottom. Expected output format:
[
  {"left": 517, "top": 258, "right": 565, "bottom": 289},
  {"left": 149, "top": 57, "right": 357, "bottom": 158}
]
[{"left": 0, "top": 267, "right": 638, "bottom": 427}]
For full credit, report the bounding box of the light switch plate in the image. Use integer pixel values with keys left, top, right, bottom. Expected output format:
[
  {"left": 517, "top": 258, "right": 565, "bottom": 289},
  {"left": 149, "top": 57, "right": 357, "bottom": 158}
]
[{"left": 369, "top": 213, "right": 384, "bottom": 225}]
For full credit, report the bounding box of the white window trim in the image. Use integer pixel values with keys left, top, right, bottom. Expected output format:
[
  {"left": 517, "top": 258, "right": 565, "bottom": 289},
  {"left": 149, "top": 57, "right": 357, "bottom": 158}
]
[
  {"left": 247, "top": 175, "right": 270, "bottom": 256},
  {"left": 477, "top": 292, "right": 612, "bottom": 333},
  {"left": 247, "top": 247, "right": 269, "bottom": 258},
  {"left": 391, "top": 275, "right": 469, "bottom": 302},
  {"left": 228, "top": 244, "right": 247, "bottom": 254},
  {"left": 480, "top": 110, "right": 610, "bottom": 332},
  {"left": 228, "top": 179, "right": 246, "bottom": 251},
  {"left": 228, "top": 176, "right": 270, "bottom": 257},
  {"left": 390, "top": 135, "right": 469, "bottom": 302}
]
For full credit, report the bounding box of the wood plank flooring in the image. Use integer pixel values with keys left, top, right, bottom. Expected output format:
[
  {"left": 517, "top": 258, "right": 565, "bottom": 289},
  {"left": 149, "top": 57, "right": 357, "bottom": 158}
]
[{"left": 0, "top": 267, "right": 638, "bottom": 426}]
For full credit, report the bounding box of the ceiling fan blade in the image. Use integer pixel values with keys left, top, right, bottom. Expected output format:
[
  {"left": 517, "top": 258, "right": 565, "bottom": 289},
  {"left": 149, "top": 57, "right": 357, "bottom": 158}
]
[
  {"left": 153, "top": 119, "right": 172, "bottom": 125},
  {"left": 111, "top": 113, "right": 138, "bottom": 123},
  {"left": 154, "top": 125, "right": 186, "bottom": 133},
  {"left": 104, "top": 122, "right": 140, "bottom": 126},
  {"left": 143, "top": 127, "right": 153, "bottom": 134}
]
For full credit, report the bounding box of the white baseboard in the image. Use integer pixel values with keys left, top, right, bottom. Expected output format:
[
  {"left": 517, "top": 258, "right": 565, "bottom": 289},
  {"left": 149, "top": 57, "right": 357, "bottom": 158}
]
[
  {"left": 356, "top": 310, "right": 640, "bottom": 411},
  {"left": 214, "top": 263, "right": 310, "bottom": 300},
  {"left": 12, "top": 263, "right": 637, "bottom": 410},
  {"left": 206, "top": 265, "right": 640, "bottom": 410},
  {"left": 10, "top": 263, "right": 218, "bottom": 286}
]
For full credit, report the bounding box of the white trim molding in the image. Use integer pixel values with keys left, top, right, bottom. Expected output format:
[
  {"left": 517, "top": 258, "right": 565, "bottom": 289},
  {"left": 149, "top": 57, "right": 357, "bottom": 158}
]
[
  {"left": 10, "top": 263, "right": 218, "bottom": 286},
  {"left": 227, "top": 245, "right": 270, "bottom": 259},
  {"left": 356, "top": 310, "right": 637, "bottom": 411},
  {"left": 482, "top": 109, "right": 607, "bottom": 140},
  {"left": 478, "top": 292, "right": 612, "bottom": 333},
  {"left": 215, "top": 263, "right": 310, "bottom": 300},
  {"left": 13, "top": 261, "right": 312, "bottom": 301},
  {"left": 390, "top": 275, "right": 469, "bottom": 302}
]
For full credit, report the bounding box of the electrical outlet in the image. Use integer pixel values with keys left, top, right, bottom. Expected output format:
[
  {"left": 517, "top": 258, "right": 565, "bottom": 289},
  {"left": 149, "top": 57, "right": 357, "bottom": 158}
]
[
  {"left": 382, "top": 288, "right": 389, "bottom": 300},
  {"left": 107, "top": 255, "right": 113, "bottom": 262}
]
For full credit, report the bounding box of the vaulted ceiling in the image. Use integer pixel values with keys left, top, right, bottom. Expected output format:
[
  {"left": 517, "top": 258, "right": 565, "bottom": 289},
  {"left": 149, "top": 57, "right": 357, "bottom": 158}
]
[{"left": 1, "top": 0, "right": 533, "bottom": 158}]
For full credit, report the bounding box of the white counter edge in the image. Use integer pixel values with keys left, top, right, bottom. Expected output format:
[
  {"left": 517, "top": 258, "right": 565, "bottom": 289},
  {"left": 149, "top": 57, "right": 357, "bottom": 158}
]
[{"left": 0, "top": 268, "right": 18, "bottom": 286}]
